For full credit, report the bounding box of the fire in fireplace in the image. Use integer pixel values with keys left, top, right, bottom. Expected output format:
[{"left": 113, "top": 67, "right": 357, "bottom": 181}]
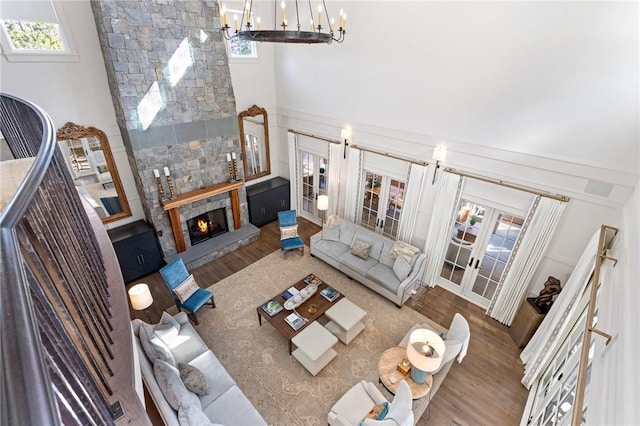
[{"left": 186, "top": 208, "right": 228, "bottom": 246}]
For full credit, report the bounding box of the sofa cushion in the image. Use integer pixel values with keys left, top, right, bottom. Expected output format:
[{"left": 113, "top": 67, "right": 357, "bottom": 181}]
[
  {"left": 189, "top": 351, "right": 237, "bottom": 410},
  {"left": 322, "top": 223, "right": 341, "bottom": 241},
  {"left": 202, "top": 385, "right": 267, "bottom": 425},
  {"left": 178, "top": 401, "right": 222, "bottom": 426},
  {"left": 339, "top": 221, "right": 358, "bottom": 245},
  {"left": 313, "top": 239, "right": 351, "bottom": 259},
  {"left": 162, "top": 322, "right": 210, "bottom": 364},
  {"left": 160, "top": 311, "right": 181, "bottom": 331},
  {"left": 352, "top": 231, "right": 385, "bottom": 260},
  {"left": 154, "top": 359, "right": 201, "bottom": 411},
  {"left": 139, "top": 322, "right": 176, "bottom": 367},
  {"left": 366, "top": 264, "right": 402, "bottom": 293},
  {"left": 178, "top": 363, "right": 210, "bottom": 395},
  {"left": 378, "top": 240, "right": 396, "bottom": 268},
  {"left": 339, "top": 252, "right": 379, "bottom": 276},
  {"left": 392, "top": 256, "right": 412, "bottom": 281},
  {"left": 351, "top": 238, "right": 373, "bottom": 259}
]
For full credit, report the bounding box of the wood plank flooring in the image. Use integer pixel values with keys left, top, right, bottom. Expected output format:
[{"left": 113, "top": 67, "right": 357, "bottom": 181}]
[{"left": 127, "top": 218, "right": 528, "bottom": 425}]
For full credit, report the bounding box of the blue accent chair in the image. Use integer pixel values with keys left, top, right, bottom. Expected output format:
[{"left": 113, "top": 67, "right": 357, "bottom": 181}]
[
  {"left": 277, "top": 210, "right": 304, "bottom": 256},
  {"left": 159, "top": 258, "right": 215, "bottom": 325}
]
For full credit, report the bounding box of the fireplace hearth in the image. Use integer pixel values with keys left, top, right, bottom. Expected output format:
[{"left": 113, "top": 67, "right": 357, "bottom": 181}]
[{"left": 187, "top": 208, "right": 228, "bottom": 246}]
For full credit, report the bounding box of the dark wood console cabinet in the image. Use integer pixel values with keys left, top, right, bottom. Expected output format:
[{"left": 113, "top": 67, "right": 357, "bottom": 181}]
[
  {"left": 108, "top": 220, "right": 164, "bottom": 283},
  {"left": 246, "top": 177, "right": 290, "bottom": 227}
]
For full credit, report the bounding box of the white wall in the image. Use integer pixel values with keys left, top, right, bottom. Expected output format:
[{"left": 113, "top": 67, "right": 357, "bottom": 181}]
[
  {"left": 268, "top": 1, "right": 638, "bottom": 297},
  {"left": 589, "top": 178, "right": 640, "bottom": 424},
  {"left": 0, "top": 0, "right": 144, "bottom": 229}
]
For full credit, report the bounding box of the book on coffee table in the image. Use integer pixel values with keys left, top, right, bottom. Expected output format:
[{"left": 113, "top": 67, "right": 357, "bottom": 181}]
[
  {"left": 261, "top": 300, "right": 283, "bottom": 316},
  {"left": 285, "top": 312, "right": 304, "bottom": 330},
  {"left": 320, "top": 286, "right": 340, "bottom": 302},
  {"left": 304, "top": 274, "right": 322, "bottom": 286}
]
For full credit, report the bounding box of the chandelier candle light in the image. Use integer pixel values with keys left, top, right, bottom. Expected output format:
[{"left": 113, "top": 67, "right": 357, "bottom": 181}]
[{"left": 221, "top": 0, "right": 347, "bottom": 44}]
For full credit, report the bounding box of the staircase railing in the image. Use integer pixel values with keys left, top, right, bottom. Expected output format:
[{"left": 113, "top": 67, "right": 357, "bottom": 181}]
[{"left": 0, "top": 94, "right": 147, "bottom": 425}]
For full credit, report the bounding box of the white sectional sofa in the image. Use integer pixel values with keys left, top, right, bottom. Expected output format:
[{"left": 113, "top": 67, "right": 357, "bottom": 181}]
[
  {"left": 310, "top": 217, "right": 426, "bottom": 307},
  {"left": 132, "top": 312, "right": 266, "bottom": 426}
]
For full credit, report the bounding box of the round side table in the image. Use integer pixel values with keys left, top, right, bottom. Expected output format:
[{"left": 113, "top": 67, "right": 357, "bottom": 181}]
[{"left": 378, "top": 347, "right": 432, "bottom": 399}]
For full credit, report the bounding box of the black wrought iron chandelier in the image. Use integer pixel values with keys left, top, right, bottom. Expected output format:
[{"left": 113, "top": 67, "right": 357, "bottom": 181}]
[{"left": 220, "top": 0, "right": 346, "bottom": 44}]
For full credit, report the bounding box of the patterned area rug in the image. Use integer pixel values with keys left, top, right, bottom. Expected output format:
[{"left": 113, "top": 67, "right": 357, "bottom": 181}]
[{"left": 194, "top": 249, "right": 445, "bottom": 426}]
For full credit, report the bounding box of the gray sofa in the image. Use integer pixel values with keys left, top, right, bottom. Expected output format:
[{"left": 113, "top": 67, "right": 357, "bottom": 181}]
[
  {"left": 310, "top": 217, "right": 426, "bottom": 306},
  {"left": 132, "top": 312, "right": 266, "bottom": 426}
]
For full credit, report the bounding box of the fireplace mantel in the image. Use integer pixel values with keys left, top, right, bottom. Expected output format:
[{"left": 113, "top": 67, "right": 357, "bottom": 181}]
[{"left": 161, "top": 180, "right": 244, "bottom": 252}]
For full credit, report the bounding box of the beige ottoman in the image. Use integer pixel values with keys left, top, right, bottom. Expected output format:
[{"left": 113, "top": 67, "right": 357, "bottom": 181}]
[
  {"left": 325, "top": 298, "right": 367, "bottom": 345},
  {"left": 291, "top": 321, "right": 338, "bottom": 376}
]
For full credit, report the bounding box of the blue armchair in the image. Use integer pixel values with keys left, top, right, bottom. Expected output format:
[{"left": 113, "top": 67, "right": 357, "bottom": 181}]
[
  {"left": 159, "top": 258, "right": 215, "bottom": 325},
  {"left": 277, "top": 210, "right": 304, "bottom": 256}
]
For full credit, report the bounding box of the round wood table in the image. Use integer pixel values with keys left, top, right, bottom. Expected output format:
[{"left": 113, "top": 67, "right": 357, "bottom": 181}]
[{"left": 378, "top": 347, "right": 432, "bottom": 399}]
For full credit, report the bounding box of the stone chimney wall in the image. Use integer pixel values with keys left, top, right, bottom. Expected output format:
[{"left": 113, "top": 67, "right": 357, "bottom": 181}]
[{"left": 90, "top": 0, "right": 247, "bottom": 257}]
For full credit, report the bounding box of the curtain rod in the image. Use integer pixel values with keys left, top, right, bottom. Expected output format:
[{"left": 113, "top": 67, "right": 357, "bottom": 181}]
[
  {"left": 444, "top": 167, "right": 570, "bottom": 202},
  {"left": 350, "top": 144, "right": 429, "bottom": 167},
  {"left": 288, "top": 129, "right": 342, "bottom": 145}
]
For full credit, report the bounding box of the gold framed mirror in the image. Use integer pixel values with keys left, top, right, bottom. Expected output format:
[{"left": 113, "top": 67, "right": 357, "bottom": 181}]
[
  {"left": 238, "top": 105, "right": 271, "bottom": 182},
  {"left": 56, "top": 122, "right": 131, "bottom": 224}
]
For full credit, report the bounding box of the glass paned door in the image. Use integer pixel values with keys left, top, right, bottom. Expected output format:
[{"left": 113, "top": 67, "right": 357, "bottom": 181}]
[
  {"left": 439, "top": 199, "right": 524, "bottom": 308},
  {"left": 300, "top": 150, "right": 327, "bottom": 224},
  {"left": 359, "top": 171, "right": 405, "bottom": 239}
]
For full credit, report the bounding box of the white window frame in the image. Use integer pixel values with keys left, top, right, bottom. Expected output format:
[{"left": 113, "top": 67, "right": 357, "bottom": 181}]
[
  {"left": 0, "top": 0, "right": 78, "bottom": 62},
  {"left": 224, "top": 9, "right": 258, "bottom": 63}
]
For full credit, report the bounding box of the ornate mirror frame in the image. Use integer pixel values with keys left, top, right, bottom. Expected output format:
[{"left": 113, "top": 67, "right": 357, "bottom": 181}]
[
  {"left": 56, "top": 122, "right": 131, "bottom": 224},
  {"left": 238, "top": 105, "right": 271, "bottom": 182}
]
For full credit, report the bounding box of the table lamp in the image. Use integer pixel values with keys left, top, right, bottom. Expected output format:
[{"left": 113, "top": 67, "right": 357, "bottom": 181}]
[
  {"left": 128, "top": 283, "right": 154, "bottom": 323},
  {"left": 405, "top": 328, "right": 445, "bottom": 383},
  {"left": 317, "top": 194, "right": 329, "bottom": 223}
]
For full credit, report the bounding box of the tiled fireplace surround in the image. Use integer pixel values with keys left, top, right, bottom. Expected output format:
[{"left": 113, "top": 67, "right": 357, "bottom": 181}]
[{"left": 91, "top": 1, "right": 260, "bottom": 269}]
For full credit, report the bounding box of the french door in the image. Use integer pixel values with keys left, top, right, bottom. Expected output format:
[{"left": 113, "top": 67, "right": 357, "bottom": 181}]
[
  {"left": 359, "top": 171, "right": 405, "bottom": 239},
  {"left": 299, "top": 150, "right": 327, "bottom": 224},
  {"left": 438, "top": 199, "right": 525, "bottom": 308}
]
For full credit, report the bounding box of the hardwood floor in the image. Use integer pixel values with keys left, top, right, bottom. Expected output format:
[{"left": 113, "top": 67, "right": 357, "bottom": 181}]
[{"left": 127, "top": 218, "right": 529, "bottom": 425}]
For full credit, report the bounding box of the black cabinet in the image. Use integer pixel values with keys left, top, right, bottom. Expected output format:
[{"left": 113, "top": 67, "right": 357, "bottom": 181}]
[
  {"left": 246, "top": 177, "right": 290, "bottom": 227},
  {"left": 108, "top": 220, "right": 164, "bottom": 283}
]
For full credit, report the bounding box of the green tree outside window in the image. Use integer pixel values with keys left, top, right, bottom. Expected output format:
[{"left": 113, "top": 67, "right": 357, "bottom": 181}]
[{"left": 3, "top": 20, "right": 64, "bottom": 51}]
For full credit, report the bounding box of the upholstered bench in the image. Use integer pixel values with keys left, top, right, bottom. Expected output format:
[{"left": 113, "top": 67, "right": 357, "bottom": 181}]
[
  {"left": 325, "top": 298, "right": 367, "bottom": 345},
  {"left": 291, "top": 321, "right": 338, "bottom": 376}
]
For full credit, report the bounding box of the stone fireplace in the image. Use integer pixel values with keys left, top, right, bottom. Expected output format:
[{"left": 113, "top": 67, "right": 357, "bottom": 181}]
[{"left": 90, "top": 1, "right": 260, "bottom": 268}]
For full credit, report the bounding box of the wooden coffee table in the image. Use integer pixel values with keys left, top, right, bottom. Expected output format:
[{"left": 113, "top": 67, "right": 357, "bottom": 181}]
[
  {"left": 256, "top": 275, "right": 344, "bottom": 354},
  {"left": 378, "top": 347, "right": 433, "bottom": 399}
]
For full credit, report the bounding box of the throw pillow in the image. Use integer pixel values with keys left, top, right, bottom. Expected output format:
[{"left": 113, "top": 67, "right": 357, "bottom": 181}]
[
  {"left": 139, "top": 323, "right": 176, "bottom": 366},
  {"left": 178, "top": 363, "right": 210, "bottom": 395},
  {"left": 322, "top": 223, "right": 340, "bottom": 242},
  {"left": 392, "top": 255, "right": 412, "bottom": 281},
  {"left": 359, "top": 402, "right": 389, "bottom": 425},
  {"left": 153, "top": 359, "right": 200, "bottom": 411},
  {"left": 351, "top": 238, "right": 372, "bottom": 260},
  {"left": 178, "top": 401, "right": 223, "bottom": 426},
  {"left": 389, "top": 241, "right": 420, "bottom": 263},
  {"left": 174, "top": 274, "right": 200, "bottom": 303},
  {"left": 280, "top": 224, "right": 299, "bottom": 240},
  {"left": 160, "top": 311, "right": 181, "bottom": 331}
]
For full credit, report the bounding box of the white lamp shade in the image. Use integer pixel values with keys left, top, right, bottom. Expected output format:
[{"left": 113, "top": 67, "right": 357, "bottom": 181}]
[
  {"left": 317, "top": 194, "right": 329, "bottom": 211},
  {"left": 128, "top": 283, "right": 154, "bottom": 311},
  {"left": 406, "top": 329, "right": 445, "bottom": 373},
  {"left": 432, "top": 145, "right": 447, "bottom": 162}
]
